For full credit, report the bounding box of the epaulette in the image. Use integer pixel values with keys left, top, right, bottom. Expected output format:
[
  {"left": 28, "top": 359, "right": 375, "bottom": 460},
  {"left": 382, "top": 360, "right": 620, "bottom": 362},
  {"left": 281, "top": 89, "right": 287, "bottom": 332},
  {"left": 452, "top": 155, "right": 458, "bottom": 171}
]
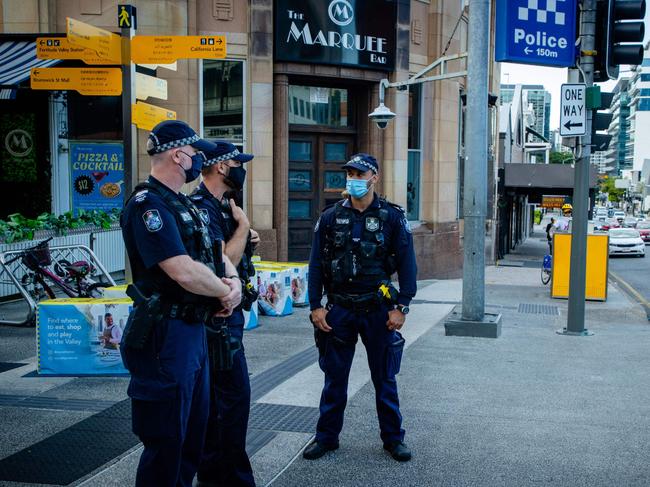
[
  {"left": 384, "top": 199, "right": 406, "bottom": 215},
  {"left": 189, "top": 193, "right": 204, "bottom": 202},
  {"left": 133, "top": 189, "right": 148, "bottom": 204}
]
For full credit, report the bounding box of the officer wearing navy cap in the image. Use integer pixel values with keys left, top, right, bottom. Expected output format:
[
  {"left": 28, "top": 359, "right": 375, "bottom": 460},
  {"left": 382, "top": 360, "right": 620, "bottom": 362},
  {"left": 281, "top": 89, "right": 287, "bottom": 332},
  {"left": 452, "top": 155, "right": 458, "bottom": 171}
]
[
  {"left": 189, "top": 141, "right": 258, "bottom": 487},
  {"left": 303, "top": 153, "right": 417, "bottom": 462},
  {"left": 120, "top": 120, "right": 242, "bottom": 487}
]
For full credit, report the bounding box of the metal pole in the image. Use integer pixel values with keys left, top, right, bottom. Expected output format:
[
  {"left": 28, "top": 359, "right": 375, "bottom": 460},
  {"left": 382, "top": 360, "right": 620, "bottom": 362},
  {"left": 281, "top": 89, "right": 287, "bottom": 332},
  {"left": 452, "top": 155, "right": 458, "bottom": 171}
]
[
  {"left": 565, "top": 0, "right": 595, "bottom": 335},
  {"left": 121, "top": 13, "right": 136, "bottom": 282},
  {"left": 121, "top": 19, "right": 136, "bottom": 199},
  {"left": 461, "top": 0, "right": 490, "bottom": 321}
]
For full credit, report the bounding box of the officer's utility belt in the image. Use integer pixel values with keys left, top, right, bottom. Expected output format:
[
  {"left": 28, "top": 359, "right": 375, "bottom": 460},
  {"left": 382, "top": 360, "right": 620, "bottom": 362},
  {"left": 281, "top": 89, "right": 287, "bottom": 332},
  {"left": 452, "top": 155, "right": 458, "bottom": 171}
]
[
  {"left": 161, "top": 302, "right": 213, "bottom": 324},
  {"left": 328, "top": 292, "right": 381, "bottom": 312}
]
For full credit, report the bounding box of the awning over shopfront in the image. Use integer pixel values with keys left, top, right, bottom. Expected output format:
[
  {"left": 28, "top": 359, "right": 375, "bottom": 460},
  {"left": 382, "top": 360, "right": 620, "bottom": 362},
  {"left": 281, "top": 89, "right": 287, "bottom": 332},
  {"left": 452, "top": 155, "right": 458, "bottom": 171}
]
[
  {"left": 504, "top": 163, "right": 598, "bottom": 205},
  {"left": 0, "top": 41, "right": 60, "bottom": 99},
  {"left": 505, "top": 163, "right": 598, "bottom": 189}
]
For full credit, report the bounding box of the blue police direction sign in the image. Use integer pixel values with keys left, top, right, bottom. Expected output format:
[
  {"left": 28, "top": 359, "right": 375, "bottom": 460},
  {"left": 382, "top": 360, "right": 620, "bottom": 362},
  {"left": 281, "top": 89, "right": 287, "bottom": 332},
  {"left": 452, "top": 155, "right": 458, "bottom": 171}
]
[{"left": 495, "top": 0, "right": 578, "bottom": 67}]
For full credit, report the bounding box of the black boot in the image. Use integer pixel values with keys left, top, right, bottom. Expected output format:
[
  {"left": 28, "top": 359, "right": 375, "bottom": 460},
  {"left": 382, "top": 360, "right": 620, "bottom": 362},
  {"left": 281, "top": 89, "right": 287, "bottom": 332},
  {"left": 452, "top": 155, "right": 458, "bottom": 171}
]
[
  {"left": 302, "top": 440, "right": 339, "bottom": 460},
  {"left": 383, "top": 441, "right": 412, "bottom": 462}
]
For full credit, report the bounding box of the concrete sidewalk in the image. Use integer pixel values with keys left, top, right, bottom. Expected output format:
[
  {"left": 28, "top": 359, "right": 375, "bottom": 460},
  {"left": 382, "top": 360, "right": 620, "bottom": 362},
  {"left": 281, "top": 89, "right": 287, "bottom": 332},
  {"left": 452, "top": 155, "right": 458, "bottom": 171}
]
[{"left": 0, "top": 234, "right": 649, "bottom": 486}]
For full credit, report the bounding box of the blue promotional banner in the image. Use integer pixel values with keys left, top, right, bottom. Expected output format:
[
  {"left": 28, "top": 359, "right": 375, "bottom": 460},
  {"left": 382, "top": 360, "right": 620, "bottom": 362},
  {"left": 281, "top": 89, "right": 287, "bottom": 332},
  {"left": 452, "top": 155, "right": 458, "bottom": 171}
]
[
  {"left": 37, "top": 298, "right": 131, "bottom": 376},
  {"left": 70, "top": 142, "right": 124, "bottom": 214},
  {"left": 495, "top": 0, "right": 578, "bottom": 68}
]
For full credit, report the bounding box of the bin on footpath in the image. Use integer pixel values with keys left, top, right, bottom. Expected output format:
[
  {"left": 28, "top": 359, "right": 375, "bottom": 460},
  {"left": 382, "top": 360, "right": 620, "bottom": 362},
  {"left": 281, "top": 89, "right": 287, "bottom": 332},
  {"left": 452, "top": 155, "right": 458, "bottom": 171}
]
[{"left": 551, "top": 233, "right": 609, "bottom": 301}]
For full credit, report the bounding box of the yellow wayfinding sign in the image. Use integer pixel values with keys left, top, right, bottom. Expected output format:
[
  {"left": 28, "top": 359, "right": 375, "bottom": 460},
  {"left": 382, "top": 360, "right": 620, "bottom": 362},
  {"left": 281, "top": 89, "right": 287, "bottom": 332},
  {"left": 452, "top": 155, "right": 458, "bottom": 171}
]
[
  {"left": 131, "top": 36, "right": 226, "bottom": 64},
  {"left": 36, "top": 37, "right": 119, "bottom": 65},
  {"left": 135, "top": 72, "right": 168, "bottom": 101},
  {"left": 132, "top": 101, "right": 176, "bottom": 131},
  {"left": 66, "top": 17, "right": 121, "bottom": 63},
  {"left": 30, "top": 68, "right": 122, "bottom": 96}
]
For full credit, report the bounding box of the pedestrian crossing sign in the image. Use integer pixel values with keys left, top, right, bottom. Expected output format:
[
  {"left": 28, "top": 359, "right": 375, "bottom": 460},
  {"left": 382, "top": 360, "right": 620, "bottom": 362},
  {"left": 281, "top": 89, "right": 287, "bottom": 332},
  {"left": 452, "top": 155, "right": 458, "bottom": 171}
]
[{"left": 118, "top": 5, "right": 136, "bottom": 29}]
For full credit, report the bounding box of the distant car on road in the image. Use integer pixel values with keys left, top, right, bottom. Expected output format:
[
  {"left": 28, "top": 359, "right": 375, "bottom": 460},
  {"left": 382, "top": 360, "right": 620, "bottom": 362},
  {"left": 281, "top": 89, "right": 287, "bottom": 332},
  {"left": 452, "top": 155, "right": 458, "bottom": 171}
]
[
  {"left": 637, "top": 215, "right": 647, "bottom": 222},
  {"left": 608, "top": 208, "right": 615, "bottom": 218},
  {"left": 608, "top": 228, "right": 645, "bottom": 257},
  {"left": 595, "top": 208, "right": 608, "bottom": 221},
  {"left": 636, "top": 221, "right": 650, "bottom": 243},
  {"left": 623, "top": 217, "right": 638, "bottom": 228},
  {"left": 601, "top": 218, "right": 621, "bottom": 231},
  {"left": 614, "top": 210, "right": 626, "bottom": 222}
]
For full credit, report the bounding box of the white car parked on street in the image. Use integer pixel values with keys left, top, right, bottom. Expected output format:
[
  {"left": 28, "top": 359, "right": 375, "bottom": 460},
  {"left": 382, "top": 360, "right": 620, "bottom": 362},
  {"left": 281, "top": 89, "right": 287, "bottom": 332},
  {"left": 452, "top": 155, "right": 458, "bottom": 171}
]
[{"left": 608, "top": 228, "right": 645, "bottom": 257}]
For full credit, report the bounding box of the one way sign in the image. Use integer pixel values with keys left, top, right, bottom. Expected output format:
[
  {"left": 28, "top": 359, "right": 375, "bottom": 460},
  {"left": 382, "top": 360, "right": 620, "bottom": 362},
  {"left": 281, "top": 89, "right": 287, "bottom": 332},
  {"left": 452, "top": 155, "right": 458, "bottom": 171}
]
[{"left": 560, "top": 83, "right": 586, "bottom": 137}]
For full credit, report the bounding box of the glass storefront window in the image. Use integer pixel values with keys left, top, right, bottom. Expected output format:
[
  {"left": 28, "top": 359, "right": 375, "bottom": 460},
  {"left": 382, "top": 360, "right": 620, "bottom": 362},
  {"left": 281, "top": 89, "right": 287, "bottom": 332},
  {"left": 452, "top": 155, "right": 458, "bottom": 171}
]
[
  {"left": 288, "top": 86, "right": 350, "bottom": 127},
  {"left": 289, "top": 141, "right": 312, "bottom": 162},
  {"left": 203, "top": 60, "right": 244, "bottom": 143},
  {"left": 407, "top": 151, "right": 421, "bottom": 221},
  {"left": 289, "top": 199, "right": 311, "bottom": 219},
  {"left": 289, "top": 170, "right": 312, "bottom": 191}
]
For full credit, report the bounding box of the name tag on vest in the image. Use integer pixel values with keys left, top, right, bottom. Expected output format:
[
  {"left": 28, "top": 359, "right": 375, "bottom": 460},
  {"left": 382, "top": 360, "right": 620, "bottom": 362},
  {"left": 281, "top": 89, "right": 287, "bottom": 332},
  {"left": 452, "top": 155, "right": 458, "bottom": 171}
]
[{"left": 180, "top": 212, "right": 193, "bottom": 223}]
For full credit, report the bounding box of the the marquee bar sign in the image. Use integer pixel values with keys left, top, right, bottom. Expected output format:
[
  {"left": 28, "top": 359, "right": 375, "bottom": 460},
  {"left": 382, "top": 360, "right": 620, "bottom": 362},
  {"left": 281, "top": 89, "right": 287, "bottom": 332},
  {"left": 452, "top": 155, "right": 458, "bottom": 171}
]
[{"left": 274, "top": 0, "right": 397, "bottom": 71}]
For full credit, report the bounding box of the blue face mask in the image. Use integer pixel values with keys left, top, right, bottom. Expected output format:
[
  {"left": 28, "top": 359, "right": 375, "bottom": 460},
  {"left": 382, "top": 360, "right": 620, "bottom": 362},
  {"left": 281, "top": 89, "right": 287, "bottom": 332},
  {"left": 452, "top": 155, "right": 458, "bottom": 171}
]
[
  {"left": 346, "top": 178, "right": 371, "bottom": 199},
  {"left": 179, "top": 151, "right": 205, "bottom": 183}
]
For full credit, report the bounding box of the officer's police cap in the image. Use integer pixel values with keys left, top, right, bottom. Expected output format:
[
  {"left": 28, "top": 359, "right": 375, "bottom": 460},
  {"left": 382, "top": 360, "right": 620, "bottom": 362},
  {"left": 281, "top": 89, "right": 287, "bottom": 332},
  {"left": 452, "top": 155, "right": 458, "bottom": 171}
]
[
  {"left": 342, "top": 153, "right": 379, "bottom": 174},
  {"left": 146, "top": 120, "right": 213, "bottom": 156},
  {"left": 202, "top": 140, "right": 254, "bottom": 167}
]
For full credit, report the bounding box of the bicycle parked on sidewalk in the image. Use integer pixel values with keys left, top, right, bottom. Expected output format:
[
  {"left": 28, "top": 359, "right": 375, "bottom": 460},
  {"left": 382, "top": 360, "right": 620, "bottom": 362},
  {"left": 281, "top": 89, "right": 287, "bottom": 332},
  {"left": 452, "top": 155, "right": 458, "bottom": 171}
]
[
  {"left": 541, "top": 253, "right": 552, "bottom": 285},
  {"left": 4, "top": 237, "right": 110, "bottom": 302}
]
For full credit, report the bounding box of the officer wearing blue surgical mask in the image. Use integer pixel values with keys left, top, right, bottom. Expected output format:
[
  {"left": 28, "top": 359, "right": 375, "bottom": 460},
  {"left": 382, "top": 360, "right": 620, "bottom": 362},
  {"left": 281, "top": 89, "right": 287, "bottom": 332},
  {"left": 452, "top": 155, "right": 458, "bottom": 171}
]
[{"left": 304, "top": 153, "right": 417, "bottom": 463}]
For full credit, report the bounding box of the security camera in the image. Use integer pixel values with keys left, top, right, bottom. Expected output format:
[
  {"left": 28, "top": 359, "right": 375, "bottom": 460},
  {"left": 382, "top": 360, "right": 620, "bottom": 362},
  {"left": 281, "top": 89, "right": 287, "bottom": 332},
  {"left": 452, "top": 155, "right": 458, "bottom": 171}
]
[{"left": 368, "top": 103, "right": 396, "bottom": 129}]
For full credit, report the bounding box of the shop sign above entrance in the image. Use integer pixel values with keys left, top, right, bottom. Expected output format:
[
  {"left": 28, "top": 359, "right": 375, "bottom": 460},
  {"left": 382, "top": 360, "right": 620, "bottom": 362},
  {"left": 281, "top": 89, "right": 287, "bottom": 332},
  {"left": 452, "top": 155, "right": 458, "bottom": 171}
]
[
  {"left": 275, "top": 0, "right": 396, "bottom": 71},
  {"left": 131, "top": 36, "right": 226, "bottom": 64},
  {"left": 66, "top": 18, "right": 121, "bottom": 64},
  {"left": 30, "top": 67, "right": 122, "bottom": 96},
  {"left": 36, "top": 37, "right": 119, "bottom": 65}
]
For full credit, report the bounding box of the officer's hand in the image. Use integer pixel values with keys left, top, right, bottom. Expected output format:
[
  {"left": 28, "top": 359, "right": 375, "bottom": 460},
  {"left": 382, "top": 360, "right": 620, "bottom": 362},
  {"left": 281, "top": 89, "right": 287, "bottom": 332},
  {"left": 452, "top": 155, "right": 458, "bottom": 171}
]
[
  {"left": 230, "top": 199, "right": 250, "bottom": 229},
  {"left": 310, "top": 307, "right": 331, "bottom": 332},
  {"left": 219, "top": 277, "right": 242, "bottom": 311},
  {"left": 250, "top": 229, "right": 260, "bottom": 245},
  {"left": 386, "top": 309, "right": 406, "bottom": 331}
]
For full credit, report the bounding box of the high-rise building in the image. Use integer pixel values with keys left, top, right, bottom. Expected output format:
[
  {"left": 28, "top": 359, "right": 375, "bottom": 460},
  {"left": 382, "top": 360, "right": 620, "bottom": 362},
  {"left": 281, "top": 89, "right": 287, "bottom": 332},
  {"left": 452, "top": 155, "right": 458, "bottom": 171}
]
[
  {"left": 590, "top": 151, "right": 608, "bottom": 174},
  {"left": 605, "top": 79, "right": 631, "bottom": 175},
  {"left": 500, "top": 84, "right": 551, "bottom": 142}
]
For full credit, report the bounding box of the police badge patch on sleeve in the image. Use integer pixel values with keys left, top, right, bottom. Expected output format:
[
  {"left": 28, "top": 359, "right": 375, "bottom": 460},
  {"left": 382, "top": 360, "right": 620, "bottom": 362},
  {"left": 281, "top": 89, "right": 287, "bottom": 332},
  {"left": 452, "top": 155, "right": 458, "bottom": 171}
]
[
  {"left": 199, "top": 208, "right": 210, "bottom": 225},
  {"left": 142, "top": 209, "right": 163, "bottom": 232},
  {"left": 402, "top": 217, "right": 412, "bottom": 233}
]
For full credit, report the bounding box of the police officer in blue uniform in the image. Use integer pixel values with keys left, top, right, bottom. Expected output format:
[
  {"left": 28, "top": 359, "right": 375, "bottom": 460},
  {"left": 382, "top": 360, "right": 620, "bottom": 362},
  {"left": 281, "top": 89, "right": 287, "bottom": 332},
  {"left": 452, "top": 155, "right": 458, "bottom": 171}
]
[
  {"left": 304, "top": 153, "right": 417, "bottom": 462},
  {"left": 189, "top": 141, "right": 258, "bottom": 487},
  {"left": 120, "top": 120, "right": 242, "bottom": 487}
]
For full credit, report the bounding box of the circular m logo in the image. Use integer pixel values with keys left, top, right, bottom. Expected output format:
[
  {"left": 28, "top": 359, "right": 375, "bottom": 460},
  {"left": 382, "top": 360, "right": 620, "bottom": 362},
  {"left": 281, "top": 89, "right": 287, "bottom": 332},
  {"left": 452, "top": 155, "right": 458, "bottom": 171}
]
[
  {"left": 4, "top": 129, "right": 33, "bottom": 158},
  {"left": 328, "top": 0, "right": 354, "bottom": 26}
]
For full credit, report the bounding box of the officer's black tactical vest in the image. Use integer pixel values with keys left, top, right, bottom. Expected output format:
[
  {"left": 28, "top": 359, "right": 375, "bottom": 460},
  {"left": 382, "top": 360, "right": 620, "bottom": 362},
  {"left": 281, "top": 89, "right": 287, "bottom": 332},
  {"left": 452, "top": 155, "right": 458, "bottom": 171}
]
[
  {"left": 122, "top": 179, "right": 215, "bottom": 303},
  {"left": 189, "top": 185, "right": 256, "bottom": 282},
  {"left": 322, "top": 199, "right": 397, "bottom": 288}
]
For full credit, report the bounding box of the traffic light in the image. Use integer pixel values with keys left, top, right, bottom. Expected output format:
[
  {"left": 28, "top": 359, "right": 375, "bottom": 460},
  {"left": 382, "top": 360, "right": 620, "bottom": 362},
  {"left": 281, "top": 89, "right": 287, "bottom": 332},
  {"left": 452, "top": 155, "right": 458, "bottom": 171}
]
[
  {"left": 594, "top": 0, "right": 646, "bottom": 82},
  {"left": 587, "top": 87, "right": 614, "bottom": 150}
]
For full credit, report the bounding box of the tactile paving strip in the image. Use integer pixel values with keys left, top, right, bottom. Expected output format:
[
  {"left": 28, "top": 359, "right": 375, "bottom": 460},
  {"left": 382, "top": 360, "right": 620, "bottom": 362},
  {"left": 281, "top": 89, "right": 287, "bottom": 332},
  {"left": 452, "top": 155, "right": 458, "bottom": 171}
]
[
  {"left": 246, "top": 429, "right": 278, "bottom": 457},
  {"left": 249, "top": 403, "right": 319, "bottom": 433},
  {"left": 0, "top": 399, "right": 137, "bottom": 485},
  {"left": 250, "top": 346, "right": 318, "bottom": 401},
  {"left": 517, "top": 303, "right": 560, "bottom": 316},
  {"left": 0, "top": 394, "right": 116, "bottom": 412}
]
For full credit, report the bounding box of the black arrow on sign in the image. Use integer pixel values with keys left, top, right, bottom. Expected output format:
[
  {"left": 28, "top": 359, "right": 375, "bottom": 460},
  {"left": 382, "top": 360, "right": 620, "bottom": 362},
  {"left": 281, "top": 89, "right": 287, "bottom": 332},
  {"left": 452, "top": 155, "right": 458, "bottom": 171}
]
[
  {"left": 564, "top": 120, "right": 583, "bottom": 130},
  {"left": 217, "top": 38, "right": 223, "bottom": 44},
  {"left": 39, "top": 40, "right": 44, "bottom": 46}
]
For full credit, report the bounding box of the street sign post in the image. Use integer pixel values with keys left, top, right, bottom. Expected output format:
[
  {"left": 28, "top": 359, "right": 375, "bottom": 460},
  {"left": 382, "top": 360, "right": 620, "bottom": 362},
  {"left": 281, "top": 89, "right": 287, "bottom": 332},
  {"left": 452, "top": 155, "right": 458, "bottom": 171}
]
[
  {"left": 495, "top": 0, "right": 578, "bottom": 67},
  {"left": 66, "top": 18, "right": 121, "bottom": 63},
  {"left": 36, "top": 37, "right": 119, "bottom": 65},
  {"left": 131, "top": 35, "right": 226, "bottom": 64},
  {"left": 560, "top": 83, "right": 586, "bottom": 137},
  {"left": 132, "top": 101, "right": 176, "bottom": 131},
  {"left": 30, "top": 67, "right": 122, "bottom": 96},
  {"left": 135, "top": 72, "right": 168, "bottom": 101}
]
